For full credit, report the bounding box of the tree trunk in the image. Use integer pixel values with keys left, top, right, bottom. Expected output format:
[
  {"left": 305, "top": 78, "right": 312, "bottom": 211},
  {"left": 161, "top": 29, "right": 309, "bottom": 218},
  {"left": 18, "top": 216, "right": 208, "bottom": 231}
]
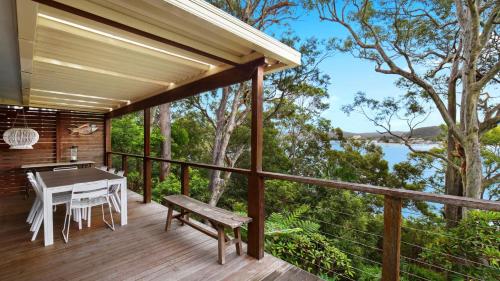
[
  {"left": 444, "top": 123, "right": 463, "bottom": 226},
  {"left": 207, "top": 86, "right": 245, "bottom": 206},
  {"left": 463, "top": 133, "right": 482, "bottom": 199},
  {"left": 444, "top": 67, "right": 463, "bottom": 227},
  {"left": 458, "top": 3, "right": 483, "bottom": 200},
  {"left": 159, "top": 103, "right": 172, "bottom": 181},
  {"left": 444, "top": 136, "right": 463, "bottom": 226}
]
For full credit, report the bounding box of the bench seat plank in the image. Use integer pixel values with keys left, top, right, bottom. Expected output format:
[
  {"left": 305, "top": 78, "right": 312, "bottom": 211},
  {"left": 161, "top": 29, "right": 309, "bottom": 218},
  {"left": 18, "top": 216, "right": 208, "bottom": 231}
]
[{"left": 164, "top": 195, "right": 252, "bottom": 229}]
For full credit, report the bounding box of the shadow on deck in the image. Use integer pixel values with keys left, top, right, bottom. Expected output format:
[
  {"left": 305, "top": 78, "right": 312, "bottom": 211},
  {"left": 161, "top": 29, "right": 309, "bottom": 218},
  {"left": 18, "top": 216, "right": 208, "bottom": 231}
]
[{"left": 0, "top": 191, "right": 320, "bottom": 281}]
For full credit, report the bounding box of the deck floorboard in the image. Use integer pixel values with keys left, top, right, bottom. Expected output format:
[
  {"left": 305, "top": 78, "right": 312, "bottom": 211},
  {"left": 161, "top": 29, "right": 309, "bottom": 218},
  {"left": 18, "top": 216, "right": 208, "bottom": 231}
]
[{"left": 0, "top": 191, "right": 321, "bottom": 281}]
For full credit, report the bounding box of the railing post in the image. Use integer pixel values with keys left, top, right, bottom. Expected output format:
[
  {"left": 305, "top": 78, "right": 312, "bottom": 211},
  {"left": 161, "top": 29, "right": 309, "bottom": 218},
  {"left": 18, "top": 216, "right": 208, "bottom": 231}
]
[
  {"left": 121, "top": 154, "right": 128, "bottom": 176},
  {"left": 180, "top": 164, "right": 189, "bottom": 196},
  {"left": 104, "top": 118, "right": 112, "bottom": 167},
  {"left": 180, "top": 164, "right": 190, "bottom": 222},
  {"left": 248, "top": 63, "right": 265, "bottom": 259},
  {"left": 56, "top": 112, "right": 62, "bottom": 162},
  {"left": 143, "top": 108, "right": 152, "bottom": 203},
  {"left": 382, "top": 195, "right": 402, "bottom": 281}
]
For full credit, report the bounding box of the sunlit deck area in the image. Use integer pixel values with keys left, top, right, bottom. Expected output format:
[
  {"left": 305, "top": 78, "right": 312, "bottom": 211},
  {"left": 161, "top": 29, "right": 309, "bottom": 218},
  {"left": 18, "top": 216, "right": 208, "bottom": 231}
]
[{"left": 0, "top": 191, "right": 319, "bottom": 281}]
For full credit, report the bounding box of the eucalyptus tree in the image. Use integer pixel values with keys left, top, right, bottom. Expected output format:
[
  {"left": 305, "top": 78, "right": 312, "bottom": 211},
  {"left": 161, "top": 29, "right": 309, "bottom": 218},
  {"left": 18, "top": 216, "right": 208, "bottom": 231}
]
[
  {"left": 158, "top": 103, "right": 171, "bottom": 181},
  {"left": 185, "top": 0, "right": 333, "bottom": 206},
  {"left": 307, "top": 0, "right": 499, "bottom": 212}
]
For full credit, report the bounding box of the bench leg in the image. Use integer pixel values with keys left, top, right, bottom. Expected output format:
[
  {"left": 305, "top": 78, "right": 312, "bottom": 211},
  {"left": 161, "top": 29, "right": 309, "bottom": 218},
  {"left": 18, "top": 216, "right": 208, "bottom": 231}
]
[
  {"left": 180, "top": 212, "right": 189, "bottom": 226},
  {"left": 165, "top": 204, "right": 173, "bottom": 232},
  {"left": 234, "top": 228, "right": 242, "bottom": 256},
  {"left": 217, "top": 226, "right": 226, "bottom": 265}
]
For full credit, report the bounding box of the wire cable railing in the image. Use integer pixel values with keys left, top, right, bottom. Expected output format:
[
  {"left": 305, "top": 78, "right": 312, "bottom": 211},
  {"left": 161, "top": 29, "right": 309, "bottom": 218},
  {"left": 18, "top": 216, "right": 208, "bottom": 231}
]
[
  {"left": 265, "top": 186, "right": 499, "bottom": 281},
  {"left": 107, "top": 151, "right": 500, "bottom": 281}
]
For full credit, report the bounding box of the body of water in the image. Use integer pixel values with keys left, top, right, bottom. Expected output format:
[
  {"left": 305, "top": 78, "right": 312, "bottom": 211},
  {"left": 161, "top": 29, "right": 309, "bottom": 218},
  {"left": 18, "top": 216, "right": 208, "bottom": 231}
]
[
  {"left": 332, "top": 141, "right": 440, "bottom": 168},
  {"left": 376, "top": 143, "right": 439, "bottom": 167}
]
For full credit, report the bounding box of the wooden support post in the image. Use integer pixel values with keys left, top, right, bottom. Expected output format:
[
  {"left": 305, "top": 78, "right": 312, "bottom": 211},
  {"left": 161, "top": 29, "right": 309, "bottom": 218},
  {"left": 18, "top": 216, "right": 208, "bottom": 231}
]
[
  {"left": 143, "top": 108, "right": 152, "bottom": 203},
  {"left": 121, "top": 155, "right": 128, "bottom": 176},
  {"left": 104, "top": 118, "right": 112, "bottom": 167},
  {"left": 180, "top": 164, "right": 190, "bottom": 196},
  {"left": 382, "top": 196, "right": 402, "bottom": 281},
  {"left": 55, "top": 112, "right": 63, "bottom": 162},
  {"left": 247, "top": 64, "right": 265, "bottom": 260},
  {"left": 180, "top": 164, "right": 190, "bottom": 223}
]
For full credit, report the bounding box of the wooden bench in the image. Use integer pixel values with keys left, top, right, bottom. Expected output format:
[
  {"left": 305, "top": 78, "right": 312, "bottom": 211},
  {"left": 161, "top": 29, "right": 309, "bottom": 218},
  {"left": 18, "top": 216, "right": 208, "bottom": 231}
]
[{"left": 164, "top": 195, "right": 252, "bottom": 264}]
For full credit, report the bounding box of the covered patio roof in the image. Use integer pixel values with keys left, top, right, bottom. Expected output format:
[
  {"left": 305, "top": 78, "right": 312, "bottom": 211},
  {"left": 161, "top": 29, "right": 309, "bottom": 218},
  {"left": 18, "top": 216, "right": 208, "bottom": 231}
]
[{"left": 4, "top": 0, "right": 301, "bottom": 113}]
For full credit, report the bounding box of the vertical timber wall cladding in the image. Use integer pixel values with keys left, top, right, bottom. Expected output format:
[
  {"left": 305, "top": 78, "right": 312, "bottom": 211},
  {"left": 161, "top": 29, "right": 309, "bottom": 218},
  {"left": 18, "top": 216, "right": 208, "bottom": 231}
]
[{"left": 0, "top": 106, "right": 104, "bottom": 196}]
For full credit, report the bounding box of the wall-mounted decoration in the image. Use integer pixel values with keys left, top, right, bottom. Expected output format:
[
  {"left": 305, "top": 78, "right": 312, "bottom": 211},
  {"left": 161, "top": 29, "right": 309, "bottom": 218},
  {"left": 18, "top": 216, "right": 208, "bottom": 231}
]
[
  {"left": 68, "top": 123, "right": 98, "bottom": 135},
  {"left": 2, "top": 109, "right": 39, "bottom": 149}
]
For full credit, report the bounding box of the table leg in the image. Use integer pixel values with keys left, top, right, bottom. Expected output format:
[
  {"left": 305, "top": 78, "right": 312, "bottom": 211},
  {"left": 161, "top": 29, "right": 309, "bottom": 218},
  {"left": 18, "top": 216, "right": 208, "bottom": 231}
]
[
  {"left": 43, "top": 189, "right": 54, "bottom": 246},
  {"left": 120, "top": 178, "right": 127, "bottom": 225}
]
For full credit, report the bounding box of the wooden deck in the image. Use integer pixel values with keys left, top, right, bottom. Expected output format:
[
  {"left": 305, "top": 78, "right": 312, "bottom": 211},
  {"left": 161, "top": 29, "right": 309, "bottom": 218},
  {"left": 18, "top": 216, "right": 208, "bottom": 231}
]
[{"left": 0, "top": 191, "right": 320, "bottom": 281}]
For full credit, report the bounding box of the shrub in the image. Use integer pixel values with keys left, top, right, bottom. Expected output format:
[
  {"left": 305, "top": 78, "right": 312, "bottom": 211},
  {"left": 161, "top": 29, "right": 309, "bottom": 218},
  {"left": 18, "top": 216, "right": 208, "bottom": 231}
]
[{"left": 421, "top": 210, "right": 500, "bottom": 280}]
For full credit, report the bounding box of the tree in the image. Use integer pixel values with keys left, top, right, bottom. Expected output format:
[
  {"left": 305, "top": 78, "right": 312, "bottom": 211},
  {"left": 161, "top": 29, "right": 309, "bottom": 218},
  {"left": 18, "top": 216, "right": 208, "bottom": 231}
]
[
  {"left": 186, "top": 0, "right": 299, "bottom": 206},
  {"left": 308, "top": 0, "right": 499, "bottom": 206},
  {"left": 158, "top": 103, "right": 172, "bottom": 181}
]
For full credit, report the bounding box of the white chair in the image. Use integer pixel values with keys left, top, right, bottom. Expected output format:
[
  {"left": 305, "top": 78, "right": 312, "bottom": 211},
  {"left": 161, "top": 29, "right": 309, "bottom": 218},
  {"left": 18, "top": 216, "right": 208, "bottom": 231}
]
[
  {"left": 109, "top": 170, "right": 124, "bottom": 213},
  {"left": 85, "top": 170, "right": 124, "bottom": 227},
  {"left": 98, "top": 166, "right": 108, "bottom": 171},
  {"left": 62, "top": 180, "right": 114, "bottom": 243},
  {"left": 27, "top": 173, "right": 72, "bottom": 241},
  {"left": 53, "top": 166, "right": 78, "bottom": 171},
  {"left": 108, "top": 168, "right": 116, "bottom": 174},
  {"left": 26, "top": 173, "right": 41, "bottom": 224}
]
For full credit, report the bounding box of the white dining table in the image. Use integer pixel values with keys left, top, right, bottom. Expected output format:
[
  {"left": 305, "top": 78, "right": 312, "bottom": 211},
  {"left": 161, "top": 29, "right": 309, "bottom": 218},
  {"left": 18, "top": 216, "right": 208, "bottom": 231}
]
[{"left": 37, "top": 168, "right": 127, "bottom": 246}]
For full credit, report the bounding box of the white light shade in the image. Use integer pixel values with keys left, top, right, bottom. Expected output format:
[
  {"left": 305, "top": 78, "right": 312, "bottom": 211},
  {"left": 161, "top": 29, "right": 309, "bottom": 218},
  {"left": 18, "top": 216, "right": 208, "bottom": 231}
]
[{"left": 3, "top": 128, "right": 39, "bottom": 149}]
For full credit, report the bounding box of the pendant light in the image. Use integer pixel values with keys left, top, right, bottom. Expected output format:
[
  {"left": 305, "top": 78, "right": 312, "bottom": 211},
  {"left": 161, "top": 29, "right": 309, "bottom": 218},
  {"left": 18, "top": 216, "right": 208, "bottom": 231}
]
[{"left": 2, "top": 108, "right": 39, "bottom": 149}]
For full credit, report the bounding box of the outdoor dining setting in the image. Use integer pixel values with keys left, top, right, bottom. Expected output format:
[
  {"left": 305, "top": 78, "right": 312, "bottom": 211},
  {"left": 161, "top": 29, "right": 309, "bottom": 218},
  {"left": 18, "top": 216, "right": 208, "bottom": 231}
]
[{"left": 25, "top": 166, "right": 127, "bottom": 245}]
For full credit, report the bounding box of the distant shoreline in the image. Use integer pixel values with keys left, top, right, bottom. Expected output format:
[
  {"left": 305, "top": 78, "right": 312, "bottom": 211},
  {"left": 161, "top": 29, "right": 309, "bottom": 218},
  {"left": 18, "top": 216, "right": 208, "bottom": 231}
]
[{"left": 339, "top": 125, "right": 442, "bottom": 145}]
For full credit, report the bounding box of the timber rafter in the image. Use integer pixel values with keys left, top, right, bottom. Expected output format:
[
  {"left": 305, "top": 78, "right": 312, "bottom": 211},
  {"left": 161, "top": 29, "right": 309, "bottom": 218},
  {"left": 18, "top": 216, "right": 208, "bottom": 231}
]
[{"left": 106, "top": 58, "right": 267, "bottom": 118}]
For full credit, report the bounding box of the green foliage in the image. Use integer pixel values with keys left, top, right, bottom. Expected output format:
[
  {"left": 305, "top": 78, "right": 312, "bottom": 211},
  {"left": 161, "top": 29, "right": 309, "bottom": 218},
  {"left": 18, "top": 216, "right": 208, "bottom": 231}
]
[
  {"left": 264, "top": 180, "right": 305, "bottom": 213},
  {"left": 421, "top": 210, "right": 500, "bottom": 280},
  {"left": 152, "top": 173, "right": 180, "bottom": 202},
  {"left": 125, "top": 171, "right": 143, "bottom": 194},
  {"left": 152, "top": 169, "right": 210, "bottom": 203},
  {"left": 481, "top": 127, "right": 499, "bottom": 199},
  {"left": 356, "top": 265, "right": 381, "bottom": 281},
  {"left": 400, "top": 263, "right": 445, "bottom": 281},
  {"left": 264, "top": 206, "right": 353, "bottom": 278},
  {"left": 267, "top": 232, "right": 353, "bottom": 278},
  {"left": 266, "top": 205, "right": 320, "bottom": 235},
  {"left": 111, "top": 115, "right": 144, "bottom": 154}
]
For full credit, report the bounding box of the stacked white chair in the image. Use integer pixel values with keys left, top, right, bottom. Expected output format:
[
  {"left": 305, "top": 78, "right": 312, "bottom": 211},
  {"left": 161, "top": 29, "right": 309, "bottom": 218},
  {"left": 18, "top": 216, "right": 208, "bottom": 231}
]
[
  {"left": 26, "top": 173, "right": 42, "bottom": 225},
  {"left": 62, "top": 180, "right": 115, "bottom": 243},
  {"left": 26, "top": 172, "right": 72, "bottom": 241},
  {"left": 109, "top": 170, "right": 125, "bottom": 213}
]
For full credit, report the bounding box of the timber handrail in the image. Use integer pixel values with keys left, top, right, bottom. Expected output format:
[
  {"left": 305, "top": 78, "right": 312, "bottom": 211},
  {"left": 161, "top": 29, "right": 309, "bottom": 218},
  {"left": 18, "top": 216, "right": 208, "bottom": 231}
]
[
  {"left": 108, "top": 152, "right": 251, "bottom": 175},
  {"left": 108, "top": 151, "right": 500, "bottom": 211},
  {"left": 260, "top": 171, "right": 500, "bottom": 211}
]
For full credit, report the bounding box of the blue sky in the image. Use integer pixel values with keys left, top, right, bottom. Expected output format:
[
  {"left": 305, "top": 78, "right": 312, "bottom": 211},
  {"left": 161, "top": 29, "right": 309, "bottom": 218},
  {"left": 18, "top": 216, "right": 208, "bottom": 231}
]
[{"left": 270, "top": 9, "right": 443, "bottom": 133}]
